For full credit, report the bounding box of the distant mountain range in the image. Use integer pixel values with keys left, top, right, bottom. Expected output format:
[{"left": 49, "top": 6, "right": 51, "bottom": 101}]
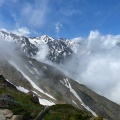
[{"left": 0, "top": 30, "right": 80, "bottom": 63}]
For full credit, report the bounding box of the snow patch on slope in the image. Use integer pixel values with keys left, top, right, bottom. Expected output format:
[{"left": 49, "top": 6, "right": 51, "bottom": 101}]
[
  {"left": 44, "top": 66, "right": 47, "bottom": 69},
  {"left": 39, "top": 98, "right": 55, "bottom": 106},
  {"left": 33, "top": 68, "right": 40, "bottom": 75},
  {"left": 72, "top": 100, "right": 78, "bottom": 106},
  {"left": 61, "top": 78, "right": 97, "bottom": 117},
  {"left": 16, "top": 86, "right": 29, "bottom": 93},
  {"left": 28, "top": 61, "right": 33, "bottom": 65},
  {"left": 6, "top": 79, "right": 29, "bottom": 93},
  {"left": 33, "top": 91, "right": 55, "bottom": 106},
  {"left": 6, "top": 77, "right": 54, "bottom": 106}
]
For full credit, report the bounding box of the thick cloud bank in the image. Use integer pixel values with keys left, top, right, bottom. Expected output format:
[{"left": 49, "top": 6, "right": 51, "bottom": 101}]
[{"left": 46, "top": 30, "right": 120, "bottom": 104}]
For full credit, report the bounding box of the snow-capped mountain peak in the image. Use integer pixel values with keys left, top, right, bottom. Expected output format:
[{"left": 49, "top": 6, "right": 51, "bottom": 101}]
[{"left": 0, "top": 30, "right": 79, "bottom": 63}]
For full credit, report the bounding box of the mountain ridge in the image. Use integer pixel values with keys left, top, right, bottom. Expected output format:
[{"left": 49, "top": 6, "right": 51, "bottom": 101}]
[
  {"left": 0, "top": 30, "right": 79, "bottom": 63},
  {"left": 0, "top": 53, "right": 120, "bottom": 119}
]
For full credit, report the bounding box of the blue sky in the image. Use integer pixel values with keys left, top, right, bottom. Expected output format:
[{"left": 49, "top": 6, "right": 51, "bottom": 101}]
[{"left": 0, "top": 0, "right": 120, "bottom": 39}]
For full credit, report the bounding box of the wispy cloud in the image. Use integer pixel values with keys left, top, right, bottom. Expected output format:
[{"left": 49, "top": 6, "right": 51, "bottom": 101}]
[
  {"left": 0, "top": 0, "right": 47, "bottom": 35},
  {"left": 0, "top": 27, "right": 31, "bottom": 36},
  {"left": 11, "top": 27, "right": 31, "bottom": 36},
  {"left": 55, "top": 22, "right": 63, "bottom": 38},
  {"left": 10, "top": 12, "right": 30, "bottom": 36},
  {"left": 11, "top": 12, "right": 20, "bottom": 28},
  {"left": 61, "top": 9, "right": 83, "bottom": 16},
  {"left": 21, "top": 0, "right": 49, "bottom": 27}
]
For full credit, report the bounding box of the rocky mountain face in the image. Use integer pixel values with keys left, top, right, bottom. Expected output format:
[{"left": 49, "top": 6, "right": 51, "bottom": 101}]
[
  {"left": 0, "top": 30, "right": 120, "bottom": 120},
  {"left": 0, "top": 53, "right": 120, "bottom": 119},
  {"left": 0, "top": 75, "right": 97, "bottom": 120},
  {"left": 0, "top": 31, "right": 79, "bottom": 63}
]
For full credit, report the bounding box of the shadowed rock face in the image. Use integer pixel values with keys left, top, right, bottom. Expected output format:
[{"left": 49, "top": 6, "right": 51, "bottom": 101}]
[
  {"left": 0, "top": 75, "right": 16, "bottom": 90},
  {"left": 69, "top": 80, "right": 120, "bottom": 120},
  {"left": 0, "top": 75, "right": 15, "bottom": 108}
]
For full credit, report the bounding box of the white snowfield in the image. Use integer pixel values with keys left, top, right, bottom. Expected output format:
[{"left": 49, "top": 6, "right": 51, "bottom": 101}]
[{"left": 61, "top": 78, "right": 98, "bottom": 117}]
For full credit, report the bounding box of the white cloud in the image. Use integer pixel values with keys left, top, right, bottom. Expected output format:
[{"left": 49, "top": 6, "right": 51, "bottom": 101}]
[
  {"left": 11, "top": 12, "right": 19, "bottom": 28},
  {"left": 88, "top": 30, "right": 100, "bottom": 40},
  {"left": 61, "top": 9, "right": 83, "bottom": 16},
  {"left": 11, "top": 27, "right": 31, "bottom": 36},
  {"left": 0, "top": 27, "right": 31, "bottom": 36},
  {"left": 71, "top": 37, "right": 83, "bottom": 43},
  {"left": 45, "top": 30, "right": 120, "bottom": 105},
  {"left": 0, "top": 28, "right": 8, "bottom": 32},
  {"left": 21, "top": 0, "right": 49, "bottom": 27},
  {"left": 35, "top": 43, "right": 49, "bottom": 61},
  {"left": 55, "top": 22, "right": 63, "bottom": 38}
]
